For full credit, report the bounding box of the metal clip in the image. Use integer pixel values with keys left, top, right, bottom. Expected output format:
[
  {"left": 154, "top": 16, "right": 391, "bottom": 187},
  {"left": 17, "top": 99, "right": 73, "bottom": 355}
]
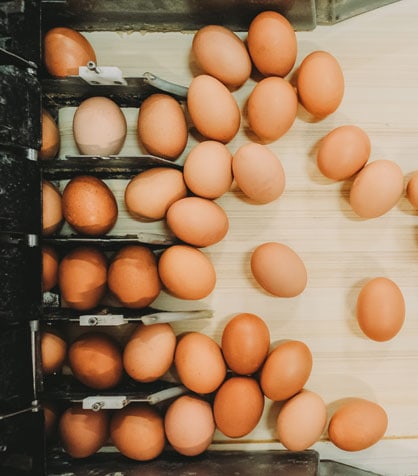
[
  {"left": 79, "top": 61, "right": 127, "bottom": 86},
  {"left": 79, "top": 314, "right": 126, "bottom": 326},
  {"left": 82, "top": 396, "right": 129, "bottom": 411}
]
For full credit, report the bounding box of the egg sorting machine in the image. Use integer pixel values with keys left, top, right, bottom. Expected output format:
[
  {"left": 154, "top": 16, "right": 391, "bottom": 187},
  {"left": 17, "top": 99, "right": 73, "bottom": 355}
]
[{"left": 0, "top": 0, "right": 398, "bottom": 475}]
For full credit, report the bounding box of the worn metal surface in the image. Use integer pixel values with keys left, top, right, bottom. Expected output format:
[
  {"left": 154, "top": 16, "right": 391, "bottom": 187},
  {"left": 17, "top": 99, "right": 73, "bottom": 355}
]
[{"left": 316, "top": 0, "right": 400, "bottom": 24}]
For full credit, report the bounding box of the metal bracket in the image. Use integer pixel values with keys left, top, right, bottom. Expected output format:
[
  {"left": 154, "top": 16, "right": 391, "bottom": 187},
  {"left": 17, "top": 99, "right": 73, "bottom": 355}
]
[
  {"left": 79, "top": 61, "right": 127, "bottom": 86},
  {"left": 82, "top": 395, "right": 129, "bottom": 411},
  {"left": 79, "top": 314, "right": 126, "bottom": 326}
]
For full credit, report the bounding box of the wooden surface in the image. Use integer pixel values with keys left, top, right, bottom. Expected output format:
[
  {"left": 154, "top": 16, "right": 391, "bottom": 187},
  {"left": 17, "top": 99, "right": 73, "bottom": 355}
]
[{"left": 56, "top": 1, "right": 418, "bottom": 474}]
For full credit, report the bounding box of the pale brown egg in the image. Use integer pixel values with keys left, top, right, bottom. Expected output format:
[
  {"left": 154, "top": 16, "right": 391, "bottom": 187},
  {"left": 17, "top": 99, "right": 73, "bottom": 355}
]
[
  {"left": 166, "top": 196, "right": 229, "bottom": 247},
  {"left": 44, "top": 27, "right": 97, "bottom": 77},
  {"left": 356, "top": 277, "right": 405, "bottom": 341},
  {"left": 42, "top": 179, "right": 63, "bottom": 236},
  {"left": 260, "top": 340, "right": 313, "bottom": 401},
  {"left": 58, "top": 246, "right": 107, "bottom": 310},
  {"left": 108, "top": 245, "right": 161, "bottom": 308},
  {"left": 39, "top": 109, "right": 60, "bottom": 160},
  {"left": 183, "top": 141, "right": 233, "bottom": 199},
  {"left": 68, "top": 332, "right": 123, "bottom": 390},
  {"left": 221, "top": 312, "right": 270, "bottom": 375},
  {"left": 328, "top": 398, "right": 388, "bottom": 451},
  {"left": 247, "top": 11, "right": 297, "bottom": 77},
  {"left": 123, "top": 323, "right": 176, "bottom": 382},
  {"left": 41, "top": 330, "right": 67, "bottom": 375},
  {"left": 317, "top": 125, "right": 371, "bottom": 180},
  {"left": 164, "top": 395, "right": 215, "bottom": 456},
  {"left": 349, "top": 159, "right": 404, "bottom": 218},
  {"left": 110, "top": 404, "right": 165, "bottom": 461},
  {"left": 297, "top": 50, "right": 344, "bottom": 118},
  {"left": 192, "top": 25, "right": 251, "bottom": 88},
  {"left": 42, "top": 246, "right": 59, "bottom": 292},
  {"left": 276, "top": 389, "right": 327, "bottom": 451},
  {"left": 158, "top": 245, "right": 216, "bottom": 300},
  {"left": 232, "top": 143, "right": 285, "bottom": 204},
  {"left": 59, "top": 405, "right": 109, "bottom": 458},
  {"left": 213, "top": 377, "right": 264, "bottom": 438},
  {"left": 187, "top": 74, "right": 240, "bottom": 143},
  {"left": 125, "top": 167, "right": 187, "bottom": 221},
  {"left": 73, "top": 96, "right": 127, "bottom": 156},
  {"left": 251, "top": 242, "right": 307, "bottom": 297},
  {"left": 137, "top": 94, "right": 188, "bottom": 160},
  {"left": 406, "top": 171, "right": 418, "bottom": 209},
  {"left": 174, "top": 332, "right": 227, "bottom": 394},
  {"left": 62, "top": 175, "right": 118, "bottom": 235},
  {"left": 247, "top": 77, "right": 298, "bottom": 142}
]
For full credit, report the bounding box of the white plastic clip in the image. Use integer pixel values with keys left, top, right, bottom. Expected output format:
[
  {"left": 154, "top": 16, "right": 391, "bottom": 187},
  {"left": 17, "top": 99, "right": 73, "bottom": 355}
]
[
  {"left": 79, "top": 314, "right": 126, "bottom": 326},
  {"left": 79, "top": 61, "right": 127, "bottom": 86},
  {"left": 82, "top": 396, "right": 129, "bottom": 411}
]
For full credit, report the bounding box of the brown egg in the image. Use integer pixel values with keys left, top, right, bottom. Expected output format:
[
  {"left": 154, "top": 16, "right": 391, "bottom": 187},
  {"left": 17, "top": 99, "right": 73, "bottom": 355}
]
[
  {"left": 175, "top": 332, "right": 227, "bottom": 394},
  {"left": 356, "top": 277, "right": 405, "bottom": 341},
  {"left": 158, "top": 245, "right": 216, "bottom": 300},
  {"left": 317, "top": 125, "right": 371, "bottom": 180},
  {"left": 164, "top": 395, "right": 215, "bottom": 456},
  {"left": 58, "top": 246, "right": 107, "bottom": 310},
  {"left": 44, "top": 402, "right": 60, "bottom": 441},
  {"left": 59, "top": 405, "right": 109, "bottom": 458},
  {"left": 108, "top": 245, "right": 161, "bottom": 308},
  {"left": 62, "top": 175, "right": 118, "bottom": 235},
  {"left": 406, "top": 171, "right": 418, "bottom": 209},
  {"left": 187, "top": 74, "right": 240, "bottom": 143},
  {"left": 44, "top": 27, "right": 96, "bottom": 78},
  {"left": 214, "top": 377, "right": 264, "bottom": 438},
  {"left": 247, "top": 77, "right": 298, "bottom": 142},
  {"left": 137, "top": 94, "right": 188, "bottom": 160},
  {"left": 192, "top": 25, "right": 251, "bottom": 88},
  {"left": 251, "top": 242, "right": 307, "bottom": 298},
  {"left": 247, "top": 11, "right": 297, "bottom": 77},
  {"left": 166, "top": 196, "right": 229, "bottom": 247},
  {"left": 349, "top": 159, "right": 404, "bottom": 218},
  {"left": 73, "top": 96, "right": 127, "bottom": 156},
  {"left": 260, "top": 340, "right": 313, "bottom": 401},
  {"left": 110, "top": 404, "right": 165, "bottom": 461},
  {"left": 328, "top": 398, "right": 388, "bottom": 451},
  {"left": 297, "top": 50, "right": 344, "bottom": 118},
  {"left": 276, "top": 389, "right": 327, "bottom": 451},
  {"left": 221, "top": 313, "right": 270, "bottom": 375},
  {"left": 41, "top": 330, "right": 67, "bottom": 375},
  {"left": 42, "top": 246, "right": 59, "bottom": 292},
  {"left": 42, "top": 179, "right": 63, "bottom": 236},
  {"left": 125, "top": 167, "right": 187, "bottom": 221},
  {"left": 39, "top": 109, "right": 60, "bottom": 160},
  {"left": 232, "top": 143, "right": 285, "bottom": 204},
  {"left": 123, "top": 323, "right": 176, "bottom": 382},
  {"left": 68, "top": 332, "right": 123, "bottom": 390}
]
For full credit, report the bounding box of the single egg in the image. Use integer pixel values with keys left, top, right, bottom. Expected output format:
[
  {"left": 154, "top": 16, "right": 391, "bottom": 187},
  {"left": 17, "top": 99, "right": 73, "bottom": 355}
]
[
  {"left": 137, "top": 94, "right": 188, "bottom": 160},
  {"left": 158, "top": 245, "right": 216, "bottom": 300},
  {"left": 406, "top": 171, "right": 418, "bottom": 209},
  {"left": 221, "top": 312, "right": 270, "bottom": 375},
  {"left": 187, "top": 74, "right": 240, "bottom": 143},
  {"left": 247, "top": 11, "right": 297, "bottom": 77},
  {"left": 42, "top": 246, "right": 59, "bottom": 292},
  {"left": 62, "top": 175, "right": 118, "bottom": 235},
  {"left": 251, "top": 242, "right": 307, "bottom": 297},
  {"left": 214, "top": 377, "right": 264, "bottom": 438},
  {"left": 232, "top": 143, "right": 285, "bottom": 204},
  {"left": 328, "top": 398, "right": 388, "bottom": 451},
  {"left": 317, "top": 125, "right": 371, "bottom": 180},
  {"left": 68, "top": 332, "right": 123, "bottom": 390},
  {"left": 356, "top": 277, "right": 405, "bottom": 341},
  {"left": 41, "top": 330, "right": 67, "bottom": 375},
  {"left": 58, "top": 246, "right": 107, "bottom": 310},
  {"left": 174, "top": 332, "right": 227, "bottom": 394},
  {"left": 73, "top": 96, "right": 127, "bottom": 156},
  {"left": 39, "top": 109, "right": 60, "bottom": 160},
  {"left": 125, "top": 167, "right": 187, "bottom": 220},
  {"left": 276, "top": 389, "right": 327, "bottom": 451},
  {"left": 110, "top": 404, "right": 165, "bottom": 461},
  {"left": 183, "top": 141, "right": 233, "bottom": 199},
  {"left": 123, "top": 323, "right": 176, "bottom": 382},
  {"left": 166, "top": 196, "right": 229, "bottom": 247},
  {"left": 164, "top": 395, "right": 215, "bottom": 456},
  {"left": 44, "top": 402, "right": 60, "bottom": 441},
  {"left": 192, "top": 25, "right": 251, "bottom": 88},
  {"left": 108, "top": 245, "right": 161, "bottom": 308},
  {"left": 246, "top": 77, "right": 298, "bottom": 142},
  {"left": 42, "top": 179, "right": 63, "bottom": 236},
  {"left": 260, "top": 340, "right": 313, "bottom": 401},
  {"left": 349, "top": 159, "right": 404, "bottom": 218},
  {"left": 297, "top": 50, "right": 344, "bottom": 118}
]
